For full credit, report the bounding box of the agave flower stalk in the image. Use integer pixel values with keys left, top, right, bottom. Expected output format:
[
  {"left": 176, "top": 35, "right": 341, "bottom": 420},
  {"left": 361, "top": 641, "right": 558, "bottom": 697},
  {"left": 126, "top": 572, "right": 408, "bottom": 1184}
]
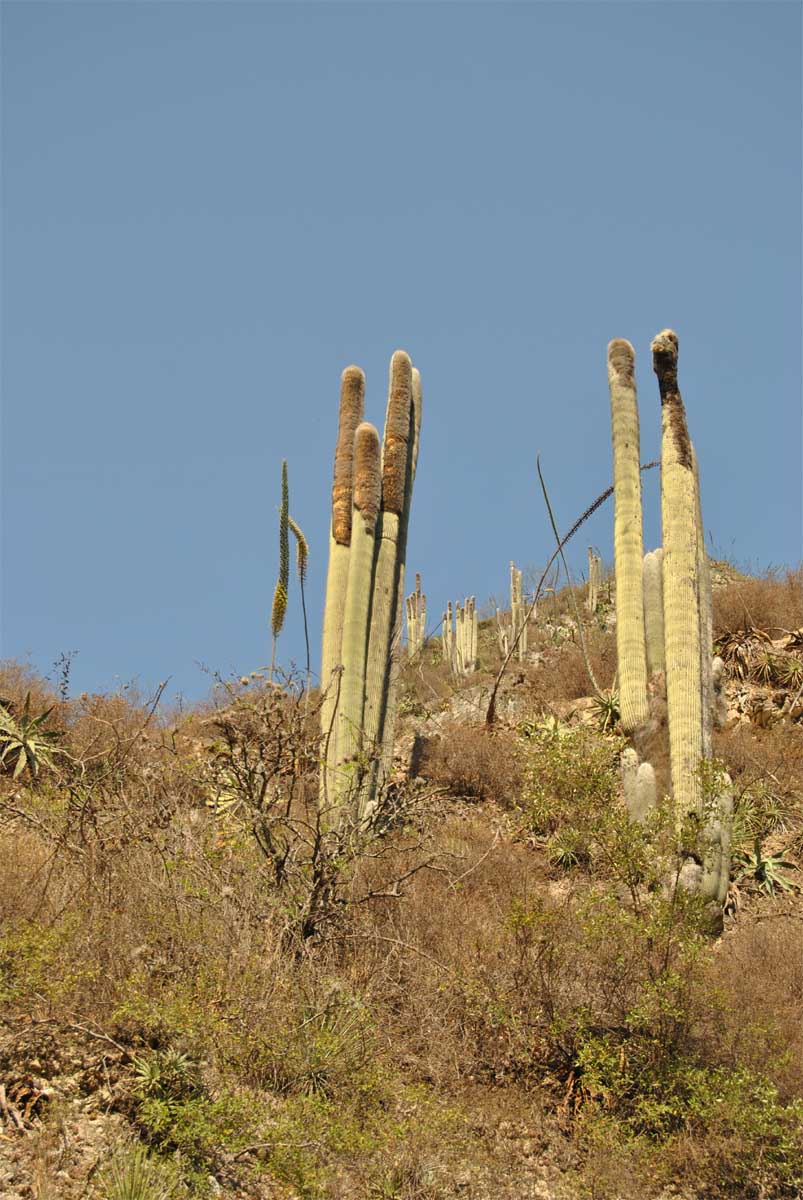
[{"left": 269, "top": 460, "right": 290, "bottom": 682}]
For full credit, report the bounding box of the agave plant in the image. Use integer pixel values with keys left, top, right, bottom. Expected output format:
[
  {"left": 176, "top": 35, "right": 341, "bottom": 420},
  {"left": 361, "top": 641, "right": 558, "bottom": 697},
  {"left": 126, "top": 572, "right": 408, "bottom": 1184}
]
[
  {"left": 102, "top": 1143, "right": 178, "bottom": 1200},
  {"left": 591, "top": 689, "right": 621, "bottom": 733},
  {"left": 735, "top": 839, "right": 799, "bottom": 896},
  {"left": 750, "top": 649, "right": 779, "bottom": 686},
  {"left": 715, "top": 627, "right": 772, "bottom": 681},
  {"left": 0, "top": 693, "right": 65, "bottom": 779},
  {"left": 777, "top": 654, "right": 803, "bottom": 690}
]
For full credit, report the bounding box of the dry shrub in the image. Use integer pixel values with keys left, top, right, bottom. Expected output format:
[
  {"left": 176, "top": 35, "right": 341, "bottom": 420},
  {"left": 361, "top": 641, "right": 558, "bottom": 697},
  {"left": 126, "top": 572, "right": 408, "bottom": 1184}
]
[
  {"left": 418, "top": 722, "right": 522, "bottom": 804},
  {"left": 713, "top": 565, "right": 803, "bottom": 638},
  {"left": 710, "top": 915, "right": 803, "bottom": 1100},
  {"left": 529, "top": 625, "right": 617, "bottom": 704}
]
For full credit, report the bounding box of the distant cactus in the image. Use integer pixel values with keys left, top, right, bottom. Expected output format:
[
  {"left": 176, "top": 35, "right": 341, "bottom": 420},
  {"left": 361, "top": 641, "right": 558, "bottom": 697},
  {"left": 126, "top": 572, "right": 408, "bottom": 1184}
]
[
  {"left": 443, "top": 597, "right": 477, "bottom": 677},
  {"left": 406, "top": 574, "right": 426, "bottom": 659},
  {"left": 496, "top": 563, "right": 528, "bottom": 661},
  {"left": 586, "top": 548, "right": 602, "bottom": 615},
  {"left": 608, "top": 340, "right": 649, "bottom": 733}
]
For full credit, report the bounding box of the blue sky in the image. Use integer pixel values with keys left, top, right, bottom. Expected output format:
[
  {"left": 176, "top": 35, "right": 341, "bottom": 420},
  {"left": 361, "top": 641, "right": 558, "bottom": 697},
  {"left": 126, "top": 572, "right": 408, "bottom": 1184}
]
[{"left": 2, "top": 1, "right": 801, "bottom": 703}]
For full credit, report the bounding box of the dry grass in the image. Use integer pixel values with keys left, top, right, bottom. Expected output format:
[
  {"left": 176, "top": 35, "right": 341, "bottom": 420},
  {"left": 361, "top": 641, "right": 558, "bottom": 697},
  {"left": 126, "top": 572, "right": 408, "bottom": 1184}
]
[
  {"left": 713, "top": 564, "right": 803, "bottom": 638},
  {"left": 417, "top": 722, "right": 522, "bottom": 804}
]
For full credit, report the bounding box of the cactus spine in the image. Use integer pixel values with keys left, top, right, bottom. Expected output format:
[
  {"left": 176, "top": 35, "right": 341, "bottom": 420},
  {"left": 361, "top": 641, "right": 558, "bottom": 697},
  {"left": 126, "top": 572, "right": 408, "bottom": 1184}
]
[
  {"left": 608, "top": 340, "right": 650, "bottom": 733},
  {"left": 406, "top": 574, "right": 426, "bottom": 658}
]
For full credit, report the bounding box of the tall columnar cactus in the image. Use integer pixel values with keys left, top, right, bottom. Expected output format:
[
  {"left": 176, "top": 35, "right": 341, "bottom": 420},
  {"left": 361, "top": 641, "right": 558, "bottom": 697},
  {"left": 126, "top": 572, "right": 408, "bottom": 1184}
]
[
  {"left": 608, "top": 340, "right": 650, "bottom": 733},
  {"left": 693, "top": 448, "right": 715, "bottom": 760},
  {"left": 336, "top": 422, "right": 382, "bottom": 774},
  {"left": 653, "top": 329, "right": 705, "bottom": 823},
  {"left": 363, "top": 352, "right": 413, "bottom": 751},
  {"left": 320, "top": 367, "right": 365, "bottom": 789},
  {"left": 405, "top": 574, "right": 426, "bottom": 659},
  {"left": 642, "top": 548, "right": 665, "bottom": 678},
  {"left": 319, "top": 353, "right": 421, "bottom": 820}
]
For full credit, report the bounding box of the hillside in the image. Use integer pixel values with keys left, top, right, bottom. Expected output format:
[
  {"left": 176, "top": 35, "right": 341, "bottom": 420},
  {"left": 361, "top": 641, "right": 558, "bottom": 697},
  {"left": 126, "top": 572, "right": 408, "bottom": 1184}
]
[{"left": 1, "top": 564, "right": 802, "bottom": 1200}]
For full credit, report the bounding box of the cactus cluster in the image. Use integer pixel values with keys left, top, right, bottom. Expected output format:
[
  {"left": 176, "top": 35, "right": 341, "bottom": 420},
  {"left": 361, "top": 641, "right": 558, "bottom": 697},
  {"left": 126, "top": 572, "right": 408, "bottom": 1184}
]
[
  {"left": 443, "top": 597, "right": 477, "bottom": 677},
  {"left": 319, "top": 352, "right": 422, "bottom": 821},
  {"left": 406, "top": 574, "right": 426, "bottom": 659},
  {"left": 609, "top": 332, "right": 731, "bottom": 913}
]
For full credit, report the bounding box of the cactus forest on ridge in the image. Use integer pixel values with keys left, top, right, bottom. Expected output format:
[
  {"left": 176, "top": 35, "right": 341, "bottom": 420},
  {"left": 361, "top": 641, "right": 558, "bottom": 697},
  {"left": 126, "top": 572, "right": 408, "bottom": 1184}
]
[{"left": 298, "top": 327, "right": 735, "bottom": 925}]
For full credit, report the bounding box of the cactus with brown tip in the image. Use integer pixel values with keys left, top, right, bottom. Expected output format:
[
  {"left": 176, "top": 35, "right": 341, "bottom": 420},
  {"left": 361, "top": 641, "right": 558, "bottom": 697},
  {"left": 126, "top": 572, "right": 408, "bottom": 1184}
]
[
  {"left": 320, "top": 367, "right": 366, "bottom": 797},
  {"left": 653, "top": 329, "right": 705, "bottom": 824},
  {"left": 608, "top": 340, "right": 650, "bottom": 733},
  {"left": 652, "top": 329, "right": 730, "bottom": 911},
  {"left": 319, "top": 352, "right": 421, "bottom": 821},
  {"left": 336, "top": 422, "right": 382, "bottom": 775}
]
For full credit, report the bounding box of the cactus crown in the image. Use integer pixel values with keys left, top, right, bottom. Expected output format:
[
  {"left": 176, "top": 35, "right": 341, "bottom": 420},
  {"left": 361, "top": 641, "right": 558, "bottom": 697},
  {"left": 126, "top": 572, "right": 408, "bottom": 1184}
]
[
  {"left": 352, "top": 422, "right": 382, "bottom": 532},
  {"left": 332, "top": 366, "right": 366, "bottom": 545},
  {"left": 381, "top": 351, "right": 412, "bottom": 515}
]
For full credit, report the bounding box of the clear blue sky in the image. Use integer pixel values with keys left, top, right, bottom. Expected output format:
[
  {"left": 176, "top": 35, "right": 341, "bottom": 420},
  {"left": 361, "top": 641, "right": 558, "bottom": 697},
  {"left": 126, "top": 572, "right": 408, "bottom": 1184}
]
[{"left": 2, "top": 1, "right": 801, "bottom": 703}]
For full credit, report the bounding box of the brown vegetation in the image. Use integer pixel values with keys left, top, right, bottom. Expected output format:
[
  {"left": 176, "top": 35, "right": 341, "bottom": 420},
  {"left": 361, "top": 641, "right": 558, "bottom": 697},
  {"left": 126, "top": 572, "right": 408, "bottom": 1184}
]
[{"left": 2, "top": 564, "right": 803, "bottom": 1200}]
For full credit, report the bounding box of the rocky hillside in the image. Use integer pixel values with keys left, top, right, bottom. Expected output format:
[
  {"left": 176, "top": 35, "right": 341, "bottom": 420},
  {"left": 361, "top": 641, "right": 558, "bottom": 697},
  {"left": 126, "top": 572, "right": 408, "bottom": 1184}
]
[{"left": 1, "top": 564, "right": 802, "bottom": 1200}]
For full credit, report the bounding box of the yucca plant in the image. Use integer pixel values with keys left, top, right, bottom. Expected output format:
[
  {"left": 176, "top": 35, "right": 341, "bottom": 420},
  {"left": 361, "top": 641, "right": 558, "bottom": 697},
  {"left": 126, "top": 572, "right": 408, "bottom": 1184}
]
[
  {"left": 735, "top": 839, "right": 799, "bottom": 896},
  {"left": 751, "top": 649, "right": 779, "bottom": 686},
  {"left": 102, "top": 1143, "right": 179, "bottom": 1200},
  {"left": 0, "top": 693, "right": 65, "bottom": 779},
  {"left": 591, "top": 688, "right": 621, "bottom": 734},
  {"left": 778, "top": 654, "right": 803, "bottom": 690}
]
